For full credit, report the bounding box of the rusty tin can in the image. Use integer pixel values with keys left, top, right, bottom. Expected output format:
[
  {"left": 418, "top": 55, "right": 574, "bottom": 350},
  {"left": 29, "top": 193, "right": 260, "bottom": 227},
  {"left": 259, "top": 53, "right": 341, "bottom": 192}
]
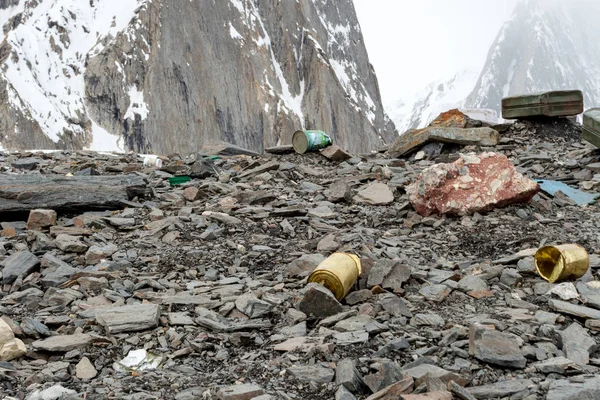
[
  {"left": 307, "top": 253, "right": 361, "bottom": 301},
  {"left": 534, "top": 244, "right": 589, "bottom": 283},
  {"left": 501, "top": 90, "right": 584, "bottom": 119},
  {"left": 292, "top": 130, "right": 332, "bottom": 154},
  {"left": 583, "top": 108, "right": 600, "bottom": 149}
]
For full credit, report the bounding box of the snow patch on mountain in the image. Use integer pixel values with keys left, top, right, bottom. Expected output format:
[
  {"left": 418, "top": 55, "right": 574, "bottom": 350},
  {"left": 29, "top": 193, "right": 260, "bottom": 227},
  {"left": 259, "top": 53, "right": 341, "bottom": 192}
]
[{"left": 2, "top": 0, "right": 146, "bottom": 149}]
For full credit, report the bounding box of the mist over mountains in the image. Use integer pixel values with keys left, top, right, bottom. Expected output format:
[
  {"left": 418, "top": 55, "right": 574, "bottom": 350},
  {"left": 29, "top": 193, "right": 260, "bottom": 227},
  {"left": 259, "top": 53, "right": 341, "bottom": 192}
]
[{"left": 390, "top": 0, "right": 600, "bottom": 132}]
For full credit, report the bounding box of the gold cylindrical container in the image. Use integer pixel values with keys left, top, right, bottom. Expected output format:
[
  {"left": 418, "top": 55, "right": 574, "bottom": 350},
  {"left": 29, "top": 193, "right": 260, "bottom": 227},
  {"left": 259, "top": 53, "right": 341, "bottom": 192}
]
[
  {"left": 534, "top": 244, "right": 589, "bottom": 283},
  {"left": 307, "top": 253, "right": 362, "bottom": 301}
]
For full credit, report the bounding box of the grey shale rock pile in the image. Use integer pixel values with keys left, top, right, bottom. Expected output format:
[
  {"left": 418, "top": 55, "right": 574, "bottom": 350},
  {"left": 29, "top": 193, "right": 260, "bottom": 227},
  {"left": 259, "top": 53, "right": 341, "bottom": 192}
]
[{"left": 1, "top": 116, "right": 600, "bottom": 400}]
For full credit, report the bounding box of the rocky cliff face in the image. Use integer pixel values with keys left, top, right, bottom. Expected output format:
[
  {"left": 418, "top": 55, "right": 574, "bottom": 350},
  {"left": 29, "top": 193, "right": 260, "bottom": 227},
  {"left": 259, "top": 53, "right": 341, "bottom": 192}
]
[
  {"left": 0, "top": 0, "right": 396, "bottom": 153},
  {"left": 465, "top": 0, "right": 600, "bottom": 112}
]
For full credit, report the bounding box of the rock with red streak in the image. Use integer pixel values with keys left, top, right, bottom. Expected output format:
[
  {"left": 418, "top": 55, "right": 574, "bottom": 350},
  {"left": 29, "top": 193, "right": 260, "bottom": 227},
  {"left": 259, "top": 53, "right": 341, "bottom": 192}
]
[
  {"left": 26, "top": 209, "right": 57, "bottom": 230},
  {"left": 406, "top": 152, "right": 539, "bottom": 216}
]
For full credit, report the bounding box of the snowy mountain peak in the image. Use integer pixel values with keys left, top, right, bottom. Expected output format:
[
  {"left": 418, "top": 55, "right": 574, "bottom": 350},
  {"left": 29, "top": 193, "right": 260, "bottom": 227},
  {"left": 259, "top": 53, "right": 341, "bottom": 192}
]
[
  {"left": 388, "top": 69, "right": 479, "bottom": 133},
  {"left": 1, "top": 0, "right": 147, "bottom": 150}
]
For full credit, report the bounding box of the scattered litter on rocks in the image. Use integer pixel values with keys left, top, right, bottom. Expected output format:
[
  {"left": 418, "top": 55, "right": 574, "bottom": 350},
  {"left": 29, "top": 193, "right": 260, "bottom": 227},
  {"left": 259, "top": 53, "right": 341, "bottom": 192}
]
[{"left": 0, "top": 114, "right": 600, "bottom": 399}]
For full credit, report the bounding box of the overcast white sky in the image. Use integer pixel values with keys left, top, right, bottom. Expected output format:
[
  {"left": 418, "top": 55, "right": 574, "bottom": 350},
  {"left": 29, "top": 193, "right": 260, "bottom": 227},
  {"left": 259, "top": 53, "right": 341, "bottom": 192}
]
[{"left": 354, "top": 0, "right": 519, "bottom": 105}]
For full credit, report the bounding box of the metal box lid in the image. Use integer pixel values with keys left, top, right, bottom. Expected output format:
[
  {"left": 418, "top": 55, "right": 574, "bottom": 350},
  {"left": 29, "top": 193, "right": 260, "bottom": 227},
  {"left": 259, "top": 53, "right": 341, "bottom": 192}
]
[
  {"left": 583, "top": 108, "right": 600, "bottom": 133},
  {"left": 502, "top": 90, "right": 584, "bottom": 119}
]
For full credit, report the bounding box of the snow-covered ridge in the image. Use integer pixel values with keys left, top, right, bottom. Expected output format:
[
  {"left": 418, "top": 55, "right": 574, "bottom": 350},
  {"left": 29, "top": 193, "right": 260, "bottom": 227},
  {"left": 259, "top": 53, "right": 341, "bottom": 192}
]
[
  {"left": 388, "top": 69, "right": 479, "bottom": 133},
  {"left": 2, "top": 0, "right": 147, "bottom": 150}
]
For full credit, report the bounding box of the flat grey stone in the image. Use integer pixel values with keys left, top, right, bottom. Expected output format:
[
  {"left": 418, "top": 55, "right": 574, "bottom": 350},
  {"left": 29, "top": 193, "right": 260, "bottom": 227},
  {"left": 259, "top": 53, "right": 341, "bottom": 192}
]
[
  {"left": 327, "top": 181, "right": 352, "bottom": 203},
  {"left": 499, "top": 268, "right": 522, "bottom": 287},
  {"left": 353, "top": 182, "right": 394, "bottom": 205},
  {"left": 75, "top": 356, "right": 97, "bottom": 381},
  {"left": 285, "top": 254, "right": 326, "bottom": 277},
  {"left": 467, "top": 379, "right": 533, "bottom": 399},
  {"left": 535, "top": 310, "right": 559, "bottom": 324},
  {"left": 457, "top": 275, "right": 488, "bottom": 292},
  {"left": 95, "top": 304, "right": 160, "bottom": 334},
  {"left": 334, "top": 315, "right": 383, "bottom": 332},
  {"left": 419, "top": 284, "right": 452, "bottom": 302},
  {"left": 333, "top": 331, "right": 369, "bottom": 345},
  {"left": 40, "top": 265, "right": 80, "bottom": 288},
  {"left": 534, "top": 357, "right": 575, "bottom": 374},
  {"left": 168, "top": 312, "right": 195, "bottom": 326},
  {"left": 377, "top": 294, "right": 413, "bottom": 318},
  {"left": 367, "top": 259, "right": 410, "bottom": 291},
  {"left": 32, "top": 333, "right": 94, "bottom": 352},
  {"left": 577, "top": 281, "right": 600, "bottom": 309},
  {"left": 288, "top": 365, "right": 334, "bottom": 384},
  {"left": 549, "top": 299, "right": 600, "bottom": 319},
  {"left": 335, "top": 386, "right": 357, "bottom": 400},
  {"left": 335, "top": 358, "right": 364, "bottom": 392},
  {"left": 374, "top": 337, "right": 410, "bottom": 357},
  {"left": 345, "top": 289, "right": 372, "bottom": 305},
  {"left": 546, "top": 377, "right": 600, "bottom": 400},
  {"left": 412, "top": 313, "right": 445, "bottom": 327},
  {"left": 402, "top": 364, "right": 467, "bottom": 386},
  {"left": 364, "top": 362, "right": 404, "bottom": 393},
  {"left": 1, "top": 251, "right": 40, "bottom": 284},
  {"left": 557, "top": 322, "right": 596, "bottom": 365},
  {"left": 297, "top": 283, "right": 344, "bottom": 318},
  {"left": 469, "top": 324, "right": 526, "bottom": 369},
  {"left": 235, "top": 294, "right": 273, "bottom": 318},
  {"left": 217, "top": 383, "right": 264, "bottom": 400}
]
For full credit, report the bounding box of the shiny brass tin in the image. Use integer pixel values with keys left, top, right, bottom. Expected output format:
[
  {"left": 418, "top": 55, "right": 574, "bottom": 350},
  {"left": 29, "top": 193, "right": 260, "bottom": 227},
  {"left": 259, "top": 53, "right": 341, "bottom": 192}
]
[
  {"left": 307, "top": 253, "right": 362, "bottom": 301},
  {"left": 534, "top": 244, "right": 589, "bottom": 283}
]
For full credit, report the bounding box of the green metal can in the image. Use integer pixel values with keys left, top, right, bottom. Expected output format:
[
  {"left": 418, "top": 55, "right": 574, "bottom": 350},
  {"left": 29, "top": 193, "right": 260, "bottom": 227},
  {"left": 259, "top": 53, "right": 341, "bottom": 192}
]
[
  {"left": 292, "top": 130, "right": 332, "bottom": 154},
  {"left": 583, "top": 108, "right": 600, "bottom": 148},
  {"left": 501, "top": 90, "right": 584, "bottom": 119},
  {"left": 169, "top": 176, "right": 191, "bottom": 187}
]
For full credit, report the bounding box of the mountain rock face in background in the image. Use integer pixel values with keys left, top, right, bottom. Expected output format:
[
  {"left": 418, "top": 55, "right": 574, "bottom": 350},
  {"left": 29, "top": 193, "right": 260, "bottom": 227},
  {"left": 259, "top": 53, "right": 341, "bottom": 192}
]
[
  {"left": 466, "top": 0, "right": 600, "bottom": 113},
  {"left": 0, "top": 0, "right": 396, "bottom": 153},
  {"left": 391, "top": 0, "right": 600, "bottom": 134}
]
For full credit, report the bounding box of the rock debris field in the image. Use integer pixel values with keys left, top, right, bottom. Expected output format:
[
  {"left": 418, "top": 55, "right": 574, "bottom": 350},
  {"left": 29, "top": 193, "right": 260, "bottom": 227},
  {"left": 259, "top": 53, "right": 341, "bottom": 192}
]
[{"left": 1, "top": 116, "right": 600, "bottom": 400}]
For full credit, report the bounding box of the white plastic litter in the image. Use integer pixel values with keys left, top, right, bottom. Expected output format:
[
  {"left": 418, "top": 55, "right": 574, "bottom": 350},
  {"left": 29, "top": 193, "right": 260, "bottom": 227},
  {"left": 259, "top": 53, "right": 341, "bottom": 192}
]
[
  {"left": 113, "top": 349, "right": 163, "bottom": 373},
  {"left": 143, "top": 155, "right": 163, "bottom": 168},
  {"left": 547, "top": 282, "right": 579, "bottom": 300}
]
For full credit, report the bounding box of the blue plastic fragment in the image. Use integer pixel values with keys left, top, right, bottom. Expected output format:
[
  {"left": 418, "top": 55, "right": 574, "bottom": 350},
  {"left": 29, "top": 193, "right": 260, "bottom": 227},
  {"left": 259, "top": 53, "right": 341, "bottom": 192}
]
[{"left": 536, "top": 179, "right": 599, "bottom": 206}]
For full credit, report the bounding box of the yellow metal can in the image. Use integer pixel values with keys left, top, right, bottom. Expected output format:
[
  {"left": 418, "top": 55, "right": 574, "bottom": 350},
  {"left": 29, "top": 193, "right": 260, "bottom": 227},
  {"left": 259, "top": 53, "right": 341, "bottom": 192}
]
[
  {"left": 534, "top": 244, "right": 589, "bottom": 283},
  {"left": 307, "top": 253, "right": 362, "bottom": 301}
]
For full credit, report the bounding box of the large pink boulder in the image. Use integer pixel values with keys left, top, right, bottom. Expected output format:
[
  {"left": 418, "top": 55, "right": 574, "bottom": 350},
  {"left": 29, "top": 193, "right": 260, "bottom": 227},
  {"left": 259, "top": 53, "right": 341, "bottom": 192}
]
[{"left": 407, "top": 152, "right": 540, "bottom": 216}]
